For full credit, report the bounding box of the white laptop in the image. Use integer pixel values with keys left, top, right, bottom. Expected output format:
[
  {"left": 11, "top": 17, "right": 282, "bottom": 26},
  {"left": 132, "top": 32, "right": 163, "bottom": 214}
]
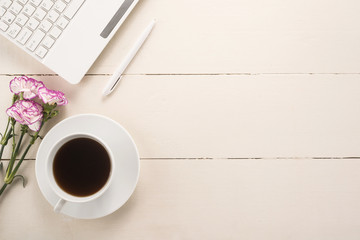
[{"left": 0, "top": 0, "right": 138, "bottom": 84}]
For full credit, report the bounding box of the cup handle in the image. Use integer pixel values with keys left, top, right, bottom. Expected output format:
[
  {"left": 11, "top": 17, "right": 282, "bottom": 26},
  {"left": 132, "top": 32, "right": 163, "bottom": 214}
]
[{"left": 54, "top": 198, "right": 66, "bottom": 213}]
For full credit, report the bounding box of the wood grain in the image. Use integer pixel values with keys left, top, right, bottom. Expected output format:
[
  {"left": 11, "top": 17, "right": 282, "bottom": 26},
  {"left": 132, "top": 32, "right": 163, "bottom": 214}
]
[
  {"left": 1, "top": 0, "right": 360, "bottom": 238},
  {"left": 1, "top": 0, "right": 360, "bottom": 75},
  {"left": 1, "top": 160, "right": 360, "bottom": 240},
  {"left": 1, "top": 74, "right": 360, "bottom": 159}
]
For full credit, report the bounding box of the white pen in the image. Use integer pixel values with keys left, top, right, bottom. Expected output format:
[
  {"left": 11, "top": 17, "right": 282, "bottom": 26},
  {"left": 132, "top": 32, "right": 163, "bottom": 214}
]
[{"left": 103, "top": 19, "right": 156, "bottom": 96}]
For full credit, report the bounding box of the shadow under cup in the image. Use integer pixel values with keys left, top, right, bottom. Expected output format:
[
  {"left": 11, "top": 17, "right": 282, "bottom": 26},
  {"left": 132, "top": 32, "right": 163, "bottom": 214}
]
[{"left": 46, "top": 133, "right": 114, "bottom": 205}]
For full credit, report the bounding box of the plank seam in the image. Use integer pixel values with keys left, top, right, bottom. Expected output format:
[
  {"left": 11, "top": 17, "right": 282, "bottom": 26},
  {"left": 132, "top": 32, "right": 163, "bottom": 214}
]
[
  {"left": 2, "top": 157, "right": 360, "bottom": 161},
  {"left": 1, "top": 73, "right": 360, "bottom": 77}
]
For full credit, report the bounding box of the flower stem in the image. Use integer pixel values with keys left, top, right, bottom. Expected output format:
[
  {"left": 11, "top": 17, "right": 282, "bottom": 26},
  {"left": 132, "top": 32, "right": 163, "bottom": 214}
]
[
  {"left": 14, "top": 126, "right": 27, "bottom": 157},
  {"left": 0, "top": 93, "right": 19, "bottom": 160},
  {"left": 0, "top": 117, "right": 12, "bottom": 160},
  {"left": 1, "top": 117, "right": 10, "bottom": 143},
  {"left": 11, "top": 120, "right": 15, "bottom": 151},
  {"left": 5, "top": 142, "right": 32, "bottom": 184},
  {"left": 0, "top": 94, "right": 19, "bottom": 158},
  {"left": 1, "top": 112, "right": 47, "bottom": 196},
  {"left": 4, "top": 127, "right": 26, "bottom": 179},
  {"left": 0, "top": 183, "right": 7, "bottom": 196},
  {"left": 0, "top": 127, "right": 13, "bottom": 171},
  {"left": 5, "top": 121, "right": 17, "bottom": 178},
  {"left": 4, "top": 126, "right": 41, "bottom": 185},
  {"left": 0, "top": 145, "right": 5, "bottom": 160}
]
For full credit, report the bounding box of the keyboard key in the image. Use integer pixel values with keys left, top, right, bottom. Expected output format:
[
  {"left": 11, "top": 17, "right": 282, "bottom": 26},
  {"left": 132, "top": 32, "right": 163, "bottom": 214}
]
[
  {"left": 40, "top": 0, "right": 53, "bottom": 11},
  {"left": 47, "top": 9, "right": 59, "bottom": 22},
  {"left": 16, "top": 28, "right": 32, "bottom": 44},
  {"left": 39, "top": 19, "right": 52, "bottom": 31},
  {"left": 0, "top": 7, "right": 5, "bottom": 16},
  {"left": 3, "top": 11, "right": 16, "bottom": 24},
  {"left": 29, "top": 0, "right": 42, "bottom": 7},
  {"left": 26, "top": 29, "right": 45, "bottom": 51},
  {"left": 9, "top": 2, "right": 23, "bottom": 14},
  {"left": 26, "top": 17, "right": 39, "bottom": 30},
  {"left": 49, "top": 25, "right": 61, "bottom": 38},
  {"left": 34, "top": 8, "right": 46, "bottom": 20},
  {"left": 0, "top": 0, "right": 12, "bottom": 9},
  {"left": 15, "top": 14, "right": 29, "bottom": 26},
  {"left": 42, "top": 35, "right": 54, "bottom": 48},
  {"left": 56, "top": 16, "right": 68, "bottom": 29},
  {"left": 64, "top": 0, "right": 84, "bottom": 19},
  {"left": 53, "top": 1, "right": 66, "bottom": 12},
  {"left": 7, "top": 24, "right": 21, "bottom": 38},
  {"left": 35, "top": 46, "right": 48, "bottom": 58},
  {"left": 22, "top": 4, "right": 35, "bottom": 16},
  {"left": 17, "top": 0, "right": 29, "bottom": 5},
  {"left": 0, "top": 21, "right": 8, "bottom": 31},
  {"left": 0, "top": 0, "right": 85, "bottom": 57}
]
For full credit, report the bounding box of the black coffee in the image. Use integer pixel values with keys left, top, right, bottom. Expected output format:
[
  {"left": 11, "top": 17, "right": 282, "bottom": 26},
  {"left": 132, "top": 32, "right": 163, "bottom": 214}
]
[{"left": 53, "top": 137, "right": 111, "bottom": 197}]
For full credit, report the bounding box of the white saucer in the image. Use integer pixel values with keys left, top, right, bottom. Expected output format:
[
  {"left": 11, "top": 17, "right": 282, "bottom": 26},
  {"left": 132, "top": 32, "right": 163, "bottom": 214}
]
[{"left": 35, "top": 114, "right": 140, "bottom": 219}]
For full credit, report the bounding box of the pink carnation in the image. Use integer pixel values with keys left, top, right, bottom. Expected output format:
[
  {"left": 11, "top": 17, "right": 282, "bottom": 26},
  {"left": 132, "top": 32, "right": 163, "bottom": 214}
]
[
  {"left": 9, "top": 76, "right": 44, "bottom": 100},
  {"left": 38, "top": 87, "right": 68, "bottom": 106},
  {"left": 6, "top": 100, "right": 43, "bottom": 131}
]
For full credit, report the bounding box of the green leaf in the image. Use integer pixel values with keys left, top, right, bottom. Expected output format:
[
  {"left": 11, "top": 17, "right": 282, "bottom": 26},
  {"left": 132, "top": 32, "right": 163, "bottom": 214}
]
[
  {"left": 12, "top": 94, "right": 19, "bottom": 103},
  {"left": 13, "top": 175, "right": 26, "bottom": 188},
  {"left": 2, "top": 133, "right": 14, "bottom": 145},
  {"left": 43, "top": 103, "right": 57, "bottom": 114},
  {"left": 20, "top": 124, "right": 28, "bottom": 134},
  {"left": 50, "top": 110, "right": 59, "bottom": 118}
]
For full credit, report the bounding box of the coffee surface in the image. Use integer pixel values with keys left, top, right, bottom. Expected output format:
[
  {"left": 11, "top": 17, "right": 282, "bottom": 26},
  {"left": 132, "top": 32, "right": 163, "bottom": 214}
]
[{"left": 53, "top": 137, "right": 111, "bottom": 197}]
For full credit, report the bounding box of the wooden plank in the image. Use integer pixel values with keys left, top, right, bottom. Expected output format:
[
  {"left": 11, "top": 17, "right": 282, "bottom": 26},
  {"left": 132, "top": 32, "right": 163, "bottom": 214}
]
[
  {"left": 1, "top": 0, "right": 360, "bottom": 75},
  {"left": 1, "top": 159, "right": 360, "bottom": 239},
  {"left": 0, "top": 74, "right": 360, "bottom": 158}
]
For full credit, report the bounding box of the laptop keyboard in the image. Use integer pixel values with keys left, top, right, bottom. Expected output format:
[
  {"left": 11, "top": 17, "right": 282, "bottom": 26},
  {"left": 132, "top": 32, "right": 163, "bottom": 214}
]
[{"left": 0, "top": 0, "right": 84, "bottom": 59}]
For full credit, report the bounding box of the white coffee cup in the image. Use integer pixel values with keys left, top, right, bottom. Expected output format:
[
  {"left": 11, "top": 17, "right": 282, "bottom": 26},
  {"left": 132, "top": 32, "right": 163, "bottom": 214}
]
[{"left": 45, "top": 133, "right": 115, "bottom": 213}]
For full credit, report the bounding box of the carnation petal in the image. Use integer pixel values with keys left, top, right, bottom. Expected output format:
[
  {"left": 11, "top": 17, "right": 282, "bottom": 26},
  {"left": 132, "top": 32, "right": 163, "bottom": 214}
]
[
  {"left": 6, "top": 106, "right": 26, "bottom": 125},
  {"left": 9, "top": 76, "right": 44, "bottom": 99},
  {"left": 28, "top": 119, "right": 42, "bottom": 132},
  {"left": 38, "top": 87, "right": 68, "bottom": 105},
  {"left": 6, "top": 100, "right": 43, "bottom": 131}
]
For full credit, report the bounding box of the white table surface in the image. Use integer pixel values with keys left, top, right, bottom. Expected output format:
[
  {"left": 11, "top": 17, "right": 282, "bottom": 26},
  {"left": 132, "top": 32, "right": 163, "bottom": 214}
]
[{"left": 1, "top": 0, "right": 360, "bottom": 239}]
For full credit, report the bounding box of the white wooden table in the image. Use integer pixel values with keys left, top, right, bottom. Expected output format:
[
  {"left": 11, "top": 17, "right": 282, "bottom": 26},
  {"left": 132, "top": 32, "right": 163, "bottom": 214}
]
[{"left": 1, "top": 0, "right": 360, "bottom": 239}]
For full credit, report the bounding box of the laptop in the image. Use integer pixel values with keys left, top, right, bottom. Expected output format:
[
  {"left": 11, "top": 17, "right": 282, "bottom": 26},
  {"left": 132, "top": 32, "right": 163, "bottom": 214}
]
[{"left": 0, "top": 0, "right": 139, "bottom": 84}]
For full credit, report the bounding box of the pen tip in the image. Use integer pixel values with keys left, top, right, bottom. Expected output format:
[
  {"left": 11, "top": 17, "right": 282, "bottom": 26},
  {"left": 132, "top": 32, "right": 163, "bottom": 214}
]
[{"left": 102, "top": 89, "right": 110, "bottom": 96}]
